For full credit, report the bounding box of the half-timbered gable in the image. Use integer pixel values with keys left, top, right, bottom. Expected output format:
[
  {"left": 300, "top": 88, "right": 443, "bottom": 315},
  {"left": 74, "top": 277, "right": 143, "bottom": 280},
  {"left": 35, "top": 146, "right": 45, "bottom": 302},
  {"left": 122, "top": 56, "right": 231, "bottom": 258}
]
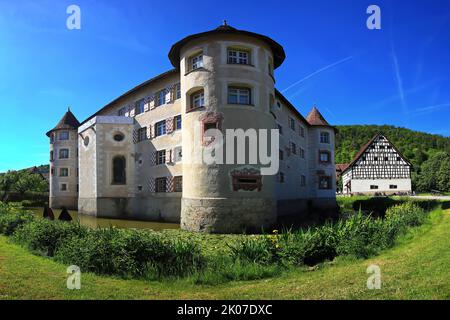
[{"left": 341, "top": 134, "right": 412, "bottom": 195}]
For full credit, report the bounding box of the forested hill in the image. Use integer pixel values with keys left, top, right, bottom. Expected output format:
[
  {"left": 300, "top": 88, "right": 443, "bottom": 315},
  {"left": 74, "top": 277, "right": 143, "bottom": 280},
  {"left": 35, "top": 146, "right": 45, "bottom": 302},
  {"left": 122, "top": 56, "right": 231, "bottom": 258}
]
[{"left": 335, "top": 125, "right": 450, "bottom": 166}]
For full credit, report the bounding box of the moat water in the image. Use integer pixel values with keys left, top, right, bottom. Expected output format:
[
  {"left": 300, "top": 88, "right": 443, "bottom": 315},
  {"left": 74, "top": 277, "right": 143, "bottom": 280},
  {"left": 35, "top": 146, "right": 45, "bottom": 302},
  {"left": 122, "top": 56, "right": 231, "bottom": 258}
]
[{"left": 29, "top": 207, "right": 179, "bottom": 231}]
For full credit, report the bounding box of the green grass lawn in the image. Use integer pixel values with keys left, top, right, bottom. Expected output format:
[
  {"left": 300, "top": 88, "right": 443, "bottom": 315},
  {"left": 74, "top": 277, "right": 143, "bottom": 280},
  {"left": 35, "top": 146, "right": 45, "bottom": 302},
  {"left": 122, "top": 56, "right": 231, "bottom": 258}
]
[{"left": 0, "top": 207, "right": 449, "bottom": 300}]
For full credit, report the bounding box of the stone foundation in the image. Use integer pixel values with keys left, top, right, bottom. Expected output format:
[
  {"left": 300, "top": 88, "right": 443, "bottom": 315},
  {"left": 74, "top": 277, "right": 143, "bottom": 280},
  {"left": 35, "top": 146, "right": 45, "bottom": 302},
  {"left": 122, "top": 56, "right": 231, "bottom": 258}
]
[
  {"left": 181, "top": 197, "right": 277, "bottom": 234},
  {"left": 50, "top": 196, "right": 78, "bottom": 210}
]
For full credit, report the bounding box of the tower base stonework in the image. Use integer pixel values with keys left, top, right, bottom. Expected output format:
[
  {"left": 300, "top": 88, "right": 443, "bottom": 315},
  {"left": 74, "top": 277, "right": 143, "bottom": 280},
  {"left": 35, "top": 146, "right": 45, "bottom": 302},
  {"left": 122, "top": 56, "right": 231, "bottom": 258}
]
[
  {"left": 181, "top": 197, "right": 276, "bottom": 234},
  {"left": 49, "top": 196, "right": 78, "bottom": 210}
]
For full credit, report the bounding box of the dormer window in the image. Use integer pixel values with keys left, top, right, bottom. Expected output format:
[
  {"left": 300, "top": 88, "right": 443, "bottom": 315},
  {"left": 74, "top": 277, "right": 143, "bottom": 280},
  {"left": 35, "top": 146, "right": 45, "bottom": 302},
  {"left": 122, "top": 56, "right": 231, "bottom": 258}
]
[
  {"left": 190, "top": 53, "right": 203, "bottom": 70},
  {"left": 228, "top": 87, "right": 251, "bottom": 105},
  {"left": 228, "top": 49, "right": 250, "bottom": 65}
]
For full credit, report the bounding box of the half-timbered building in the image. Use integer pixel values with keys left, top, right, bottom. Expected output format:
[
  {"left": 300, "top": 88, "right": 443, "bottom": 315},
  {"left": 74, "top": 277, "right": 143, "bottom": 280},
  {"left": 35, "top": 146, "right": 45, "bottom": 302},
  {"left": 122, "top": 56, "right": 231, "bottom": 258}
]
[{"left": 341, "top": 134, "right": 412, "bottom": 195}]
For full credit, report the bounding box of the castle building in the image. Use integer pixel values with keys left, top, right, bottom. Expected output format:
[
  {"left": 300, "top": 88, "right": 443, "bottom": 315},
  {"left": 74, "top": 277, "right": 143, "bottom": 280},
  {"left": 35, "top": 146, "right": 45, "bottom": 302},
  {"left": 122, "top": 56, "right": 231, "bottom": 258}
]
[
  {"left": 46, "top": 24, "right": 337, "bottom": 233},
  {"left": 340, "top": 134, "right": 412, "bottom": 195}
]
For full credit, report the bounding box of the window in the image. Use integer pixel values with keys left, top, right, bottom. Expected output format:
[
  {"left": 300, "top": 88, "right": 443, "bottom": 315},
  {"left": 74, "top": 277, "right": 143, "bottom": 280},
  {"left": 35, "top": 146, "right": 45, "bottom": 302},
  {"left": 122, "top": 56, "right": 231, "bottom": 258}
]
[
  {"left": 59, "top": 149, "right": 69, "bottom": 159},
  {"left": 384, "top": 157, "right": 389, "bottom": 161},
  {"left": 268, "top": 59, "right": 274, "bottom": 77},
  {"left": 319, "top": 176, "right": 332, "bottom": 190},
  {"left": 228, "top": 49, "right": 250, "bottom": 65},
  {"left": 397, "top": 157, "right": 402, "bottom": 161},
  {"left": 277, "top": 102, "right": 281, "bottom": 109},
  {"left": 59, "top": 168, "right": 69, "bottom": 177},
  {"left": 51, "top": 168, "right": 54, "bottom": 176},
  {"left": 175, "top": 83, "right": 181, "bottom": 100},
  {"left": 389, "top": 185, "right": 398, "bottom": 189},
  {"left": 135, "top": 99, "right": 145, "bottom": 115},
  {"left": 155, "top": 177, "right": 167, "bottom": 193},
  {"left": 137, "top": 127, "right": 147, "bottom": 142},
  {"left": 174, "top": 146, "right": 182, "bottom": 162},
  {"left": 362, "top": 156, "right": 366, "bottom": 161},
  {"left": 374, "top": 157, "right": 378, "bottom": 161},
  {"left": 228, "top": 87, "right": 251, "bottom": 105},
  {"left": 290, "top": 142, "right": 297, "bottom": 155},
  {"left": 300, "top": 175, "right": 306, "bottom": 187},
  {"left": 114, "top": 133, "right": 125, "bottom": 142},
  {"left": 277, "top": 172, "right": 285, "bottom": 183},
  {"left": 379, "top": 145, "right": 385, "bottom": 149},
  {"left": 156, "top": 150, "right": 166, "bottom": 165},
  {"left": 50, "top": 134, "right": 55, "bottom": 144},
  {"left": 112, "top": 156, "right": 126, "bottom": 185},
  {"left": 277, "top": 124, "right": 283, "bottom": 135},
  {"left": 156, "top": 90, "right": 166, "bottom": 107},
  {"left": 289, "top": 117, "right": 295, "bottom": 131},
  {"left": 59, "top": 131, "right": 69, "bottom": 140},
  {"left": 155, "top": 121, "right": 166, "bottom": 137},
  {"left": 319, "top": 151, "right": 330, "bottom": 163},
  {"left": 175, "top": 115, "right": 182, "bottom": 130},
  {"left": 50, "top": 151, "right": 54, "bottom": 162},
  {"left": 174, "top": 176, "right": 183, "bottom": 192},
  {"left": 60, "top": 184, "right": 67, "bottom": 191},
  {"left": 299, "top": 147, "right": 305, "bottom": 159},
  {"left": 137, "top": 185, "right": 143, "bottom": 192},
  {"left": 118, "top": 107, "right": 126, "bottom": 116},
  {"left": 320, "top": 132, "right": 330, "bottom": 144},
  {"left": 190, "top": 90, "right": 205, "bottom": 109},
  {"left": 370, "top": 185, "right": 379, "bottom": 190},
  {"left": 190, "top": 54, "right": 203, "bottom": 70},
  {"left": 279, "top": 149, "right": 284, "bottom": 161},
  {"left": 299, "top": 126, "right": 305, "bottom": 137},
  {"left": 387, "top": 145, "right": 392, "bottom": 149}
]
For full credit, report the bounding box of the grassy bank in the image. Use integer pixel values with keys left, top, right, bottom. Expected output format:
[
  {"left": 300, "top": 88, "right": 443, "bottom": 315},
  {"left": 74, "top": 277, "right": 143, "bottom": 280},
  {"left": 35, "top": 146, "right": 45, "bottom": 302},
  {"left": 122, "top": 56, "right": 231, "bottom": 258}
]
[{"left": 0, "top": 206, "right": 448, "bottom": 299}]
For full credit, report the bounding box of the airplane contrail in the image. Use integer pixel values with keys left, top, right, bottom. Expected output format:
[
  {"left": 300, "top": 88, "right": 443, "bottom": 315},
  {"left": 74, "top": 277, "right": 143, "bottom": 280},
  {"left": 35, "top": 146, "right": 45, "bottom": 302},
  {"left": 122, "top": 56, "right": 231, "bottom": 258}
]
[{"left": 281, "top": 56, "right": 353, "bottom": 93}]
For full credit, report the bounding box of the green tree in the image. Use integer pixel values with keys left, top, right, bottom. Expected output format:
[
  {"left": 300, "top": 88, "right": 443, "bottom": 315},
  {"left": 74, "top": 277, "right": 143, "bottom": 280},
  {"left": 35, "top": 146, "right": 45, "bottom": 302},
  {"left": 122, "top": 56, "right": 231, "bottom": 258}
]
[
  {"left": 0, "top": 171, "right": 19, "bottom": 201},
  {"left": 13, "top": 171, "right": 48, "bottom": 196},
  {"left": 416, "top": 152, "right": 450, "bottom": 192}
]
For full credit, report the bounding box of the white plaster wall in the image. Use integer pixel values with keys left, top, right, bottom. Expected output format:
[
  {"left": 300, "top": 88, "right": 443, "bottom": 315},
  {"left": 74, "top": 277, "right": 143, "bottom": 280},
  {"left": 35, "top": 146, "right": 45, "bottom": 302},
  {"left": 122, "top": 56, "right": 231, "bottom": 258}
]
[{"left": 351, "top": 178, "right": 412, "bottom": 194}]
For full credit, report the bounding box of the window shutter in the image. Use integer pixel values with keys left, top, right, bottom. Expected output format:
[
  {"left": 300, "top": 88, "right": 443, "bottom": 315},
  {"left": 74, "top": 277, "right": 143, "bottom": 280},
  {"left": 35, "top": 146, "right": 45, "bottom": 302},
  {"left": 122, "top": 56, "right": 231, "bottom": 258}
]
[
  {"left": 147, "top": 125, "right": 152, "bottom": 140},
  {"left": 150, "top": 151, "right": 156, "bottom": 166},
  {"left": 129, "top": 105, "right": 135, "bottom": 117},
  {"left": 165, "top": 87, "right": 172, "bottom": 104},
  {"left": 144, "top": 97, "right": 150, "bottom": 112},
  {"left": 166, "top": 149, "right": 172, "bottom": 164},
  {"left": 149, "top": 95, "right": 156, "bottom": 110},
  {"left": 148, "top": 178, "right": 155, "bottom": 193},
  {"left": 167, "top": 176, "right": 174, "bottom": 193},
  {"left": 166, "top": 117, "right": 174, "bottom": 134},
  {"left": 133, "top": 130, "right": 138, "bottom": 144}
]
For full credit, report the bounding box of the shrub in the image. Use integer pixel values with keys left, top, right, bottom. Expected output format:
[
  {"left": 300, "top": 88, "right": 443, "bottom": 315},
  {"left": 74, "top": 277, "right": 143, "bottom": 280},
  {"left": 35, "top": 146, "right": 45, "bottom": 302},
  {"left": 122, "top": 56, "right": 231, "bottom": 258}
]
[
  {"left": 227, "top": 236, "right": 273, "bottom": 264},
  {"left": 12, "top": 219, "right": 88, "bottom": 256},
  {"left": 0, "top": 211, "right": 34, "bottom": 236},
  {"left": 54, "top": 228, "right": 205, "bottom": 279}
]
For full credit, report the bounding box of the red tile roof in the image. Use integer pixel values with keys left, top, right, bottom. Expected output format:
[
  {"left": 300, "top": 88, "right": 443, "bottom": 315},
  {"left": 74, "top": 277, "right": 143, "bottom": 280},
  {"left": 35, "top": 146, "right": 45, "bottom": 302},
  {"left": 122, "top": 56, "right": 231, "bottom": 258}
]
[{"left": 306, "top": 106, "right": 330, "bottom": 126}]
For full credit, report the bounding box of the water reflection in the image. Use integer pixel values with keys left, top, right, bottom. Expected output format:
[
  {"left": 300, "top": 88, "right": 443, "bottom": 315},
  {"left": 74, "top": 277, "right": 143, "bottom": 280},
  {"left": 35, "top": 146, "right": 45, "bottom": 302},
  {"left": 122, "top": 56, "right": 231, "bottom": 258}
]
[{"left": 29, "top": 208, "right": 179, "bottom": 231}]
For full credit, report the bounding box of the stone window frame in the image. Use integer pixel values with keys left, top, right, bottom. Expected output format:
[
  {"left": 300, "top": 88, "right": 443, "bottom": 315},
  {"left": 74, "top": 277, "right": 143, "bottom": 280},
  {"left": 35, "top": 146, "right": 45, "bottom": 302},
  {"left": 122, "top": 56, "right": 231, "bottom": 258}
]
[
  {"left": 227, "top": 86, "right": 252, "bottom": 106},
  {"left": 320, "top": 131, "right": 330, "bottom": 144},
  {"left": 155, "top": 89, "right": 166, "bottom": 107},
  {"left": 137, "top": 127, "right": 147, "bottom": 142},
  {"left": 231, "top": 168, "right": 262, "bottom": 192},
  {"left": 190, "top": 89, "right": 205, "bottom": 110},
  {"left": 318, "top": 150, "right": 331, "bottom": 164},
  {"left": 318, "top": 175, "right": 332, "bottom": 190},
  {"left": 290, "top": 141, "right": 297, "bottom": 155},
  {"left": 60, "top": 183, "right": 68, "bottom": 192},
  {"left": 190, "top": 52, "right": 204, "bottom": 71},
  {"left": 199, "top": 112, "right": 223, "bottom": 147},
  {"left": 59, "top": 131, "right": 69, "bottom": 141},
  {"left": 59, "top": 168, "right": 69, "bottom": 177},
  {"left": 227, "top": 47, "right": 252, "bottom": 66},
  {"left": 112, "top": 155, "right": 126, "bottom": 185},
  {"left": 135, "top": 99, "right": 145, "bottom": 116},
  {"left": 59, "top": 148, "right": 69, "bottom": 159},
  {"left": 155, "top": 120, "right": 167, "bottom": 137},
  {"left": 175, "top": 115, "right": 182, "bottom": 131},
  {"left": 155, "top": 177, "right": 167, "bottom": 193},
  {"left": 156, "top": 150, "right": 166, "bottom": 165},
  {"left": 289, "top": 117, "right": 296, "bottom": 131},
  {"left": 50, "top": 151, "right": 54, "bottom": 162}
]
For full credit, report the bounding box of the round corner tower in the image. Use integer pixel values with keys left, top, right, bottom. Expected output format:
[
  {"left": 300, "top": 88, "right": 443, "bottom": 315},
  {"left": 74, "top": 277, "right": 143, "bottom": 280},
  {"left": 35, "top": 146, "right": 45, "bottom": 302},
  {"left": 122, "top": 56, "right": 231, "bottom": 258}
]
[
  {"left": 169, "top": 23, "right": 286, "bottom": 233},
  {"left": 46, "top": 108, "right": 80, "bottom": 210}
]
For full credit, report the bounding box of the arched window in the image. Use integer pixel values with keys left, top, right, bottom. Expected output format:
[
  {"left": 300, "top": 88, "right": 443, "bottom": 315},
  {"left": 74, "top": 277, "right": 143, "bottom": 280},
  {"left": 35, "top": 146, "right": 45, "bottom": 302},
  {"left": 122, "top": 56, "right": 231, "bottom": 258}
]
[{"left": 112, "top": 156, "right": 126, "bottom": 185}]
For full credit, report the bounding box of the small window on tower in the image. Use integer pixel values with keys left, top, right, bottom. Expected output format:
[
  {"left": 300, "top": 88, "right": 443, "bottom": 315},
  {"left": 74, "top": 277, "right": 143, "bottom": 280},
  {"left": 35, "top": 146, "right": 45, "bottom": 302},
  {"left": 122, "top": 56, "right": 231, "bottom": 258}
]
[{"left": 59, "top": 131, "right": 69, "bottom": 141}]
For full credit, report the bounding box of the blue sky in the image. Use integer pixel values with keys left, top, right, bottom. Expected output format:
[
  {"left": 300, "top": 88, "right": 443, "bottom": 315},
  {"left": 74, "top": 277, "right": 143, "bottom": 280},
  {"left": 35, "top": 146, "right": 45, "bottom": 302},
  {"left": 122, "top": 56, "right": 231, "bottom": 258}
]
[{"left": 0, "top": 0, "right": 449, "bottom": 171}]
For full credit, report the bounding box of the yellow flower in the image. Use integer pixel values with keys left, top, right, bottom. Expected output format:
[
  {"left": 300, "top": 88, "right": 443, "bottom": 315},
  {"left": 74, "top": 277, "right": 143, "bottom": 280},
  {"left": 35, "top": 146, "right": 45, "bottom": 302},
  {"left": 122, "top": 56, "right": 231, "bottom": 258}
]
[{"left": 273, "top": 230, "right": 278, "bottom": 234}]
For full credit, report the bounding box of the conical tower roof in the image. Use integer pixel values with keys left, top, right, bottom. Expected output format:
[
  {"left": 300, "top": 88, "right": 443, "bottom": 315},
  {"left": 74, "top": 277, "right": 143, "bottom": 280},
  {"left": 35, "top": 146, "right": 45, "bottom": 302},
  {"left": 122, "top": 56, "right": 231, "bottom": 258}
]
[
  {"left": 306, "top": 106, "right": 330, "bottom": 126},
  {"left": 46, "top": 108, "right": 80, "bottom": 136}
]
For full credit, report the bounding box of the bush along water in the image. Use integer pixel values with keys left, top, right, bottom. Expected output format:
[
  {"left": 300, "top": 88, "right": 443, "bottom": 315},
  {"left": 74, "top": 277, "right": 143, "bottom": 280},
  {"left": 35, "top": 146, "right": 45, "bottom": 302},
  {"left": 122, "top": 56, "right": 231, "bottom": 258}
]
[{"left": 0, "top": 201, "right": 430, "bottom": 283}]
